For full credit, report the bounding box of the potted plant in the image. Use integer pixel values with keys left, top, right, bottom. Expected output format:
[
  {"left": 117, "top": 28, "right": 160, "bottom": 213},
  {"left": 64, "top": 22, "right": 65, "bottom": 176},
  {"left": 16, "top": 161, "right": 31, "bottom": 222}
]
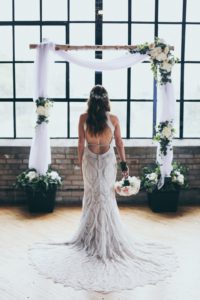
[
  {"left": 141, "top": 162, "right": 188, "bottom": 212},
  {"left": 15, "top": 168, "right": 62, "bottom": 213}
]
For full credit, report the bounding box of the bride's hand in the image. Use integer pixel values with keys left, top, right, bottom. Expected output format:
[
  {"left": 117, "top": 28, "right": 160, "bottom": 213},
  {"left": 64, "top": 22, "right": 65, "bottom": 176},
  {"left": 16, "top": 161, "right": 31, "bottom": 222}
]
[{"left": 122, "top": 168, "right": 129, "bottom": 179}]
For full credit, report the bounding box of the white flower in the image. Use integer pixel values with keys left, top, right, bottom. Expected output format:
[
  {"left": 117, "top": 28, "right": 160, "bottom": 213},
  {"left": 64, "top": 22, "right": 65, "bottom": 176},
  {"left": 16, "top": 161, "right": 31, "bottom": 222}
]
[
  {"left": 160, "top": 61, "right": 172, "bottom": 72},
  {"left": 156, "top": 52, "right": 168, "bottom": 61},
  {"left": 177, "top": 174, "right": 184, "bottom": 185},
  {"left": 157, "top": 38, "right": 166, "bottom": 44},
  {"left": 174, "top": 170, "right": 181, "bottom": 176},
  {"left": 164, "top": 46, "right": 169, "bottom": 55},
  {"left": 36, "top": 105, "right": 46, "bottom": 116},
  {"left": 26, "top": 171, "right": 38, "bottom": 182},
  {"left": 162, "top": 127, "right": 173, "bottom": 139},
  {"left": 149, "top": 47, "right": 162, "bottom": 59},
  {"left": 44, "top": 108, "right": 50, "bottom": 117},
  {"left": 146, "top": 172, "right": 158, "bottom": 182},
  {"left": 49, "top": 171, "right": 61, "bottom": 182}
]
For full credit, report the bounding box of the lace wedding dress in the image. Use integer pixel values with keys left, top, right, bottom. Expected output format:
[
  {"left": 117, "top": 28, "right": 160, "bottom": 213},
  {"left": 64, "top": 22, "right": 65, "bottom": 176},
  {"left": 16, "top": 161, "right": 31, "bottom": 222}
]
[{"left": 29, "top": 116, "right": 178, "bottom": 293}]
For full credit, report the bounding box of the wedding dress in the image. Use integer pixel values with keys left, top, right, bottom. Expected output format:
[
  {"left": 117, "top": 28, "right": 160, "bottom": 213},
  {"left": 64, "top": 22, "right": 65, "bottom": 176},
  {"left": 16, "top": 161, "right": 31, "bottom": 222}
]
[{"left": 29, "top": 114, "right": 178, "bottom": 293}]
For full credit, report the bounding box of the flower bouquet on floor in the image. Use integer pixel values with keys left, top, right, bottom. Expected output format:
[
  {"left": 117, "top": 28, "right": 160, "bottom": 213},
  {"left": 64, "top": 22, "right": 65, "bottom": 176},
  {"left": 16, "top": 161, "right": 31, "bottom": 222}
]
[{"left": 115, "top": 176, "right": 141, "bottom": 196}]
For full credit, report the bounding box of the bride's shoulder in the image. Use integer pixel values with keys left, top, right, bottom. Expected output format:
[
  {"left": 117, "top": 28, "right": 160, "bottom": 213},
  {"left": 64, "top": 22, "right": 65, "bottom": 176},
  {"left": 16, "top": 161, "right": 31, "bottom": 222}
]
[
  {"left": 79, "top": 113, "right": 88, "bottom": 123},
  {"left": 108, "top": 113, "right": 119, "bottom": 126}
]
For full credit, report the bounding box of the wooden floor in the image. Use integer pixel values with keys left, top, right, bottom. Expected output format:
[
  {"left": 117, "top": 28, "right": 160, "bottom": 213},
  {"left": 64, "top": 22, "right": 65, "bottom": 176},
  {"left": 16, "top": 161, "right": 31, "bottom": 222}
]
[{"left": 0, "top": 204, "right": 200, "bottom": 300}]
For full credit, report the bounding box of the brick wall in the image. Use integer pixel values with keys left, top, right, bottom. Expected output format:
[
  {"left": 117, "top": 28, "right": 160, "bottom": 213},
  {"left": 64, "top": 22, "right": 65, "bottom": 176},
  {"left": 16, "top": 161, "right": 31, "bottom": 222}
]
[{"left": 0, "top": 146, "right": 199, "bottom": 204}]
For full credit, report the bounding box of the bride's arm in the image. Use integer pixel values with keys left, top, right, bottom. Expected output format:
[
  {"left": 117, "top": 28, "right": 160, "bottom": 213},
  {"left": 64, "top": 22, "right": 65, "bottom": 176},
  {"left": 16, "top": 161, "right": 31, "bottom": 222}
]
[
  {"left": 78, "top": 114, "right": 85, "bottom": 167},
  {"left": 114, "top": 117, "right": 129, "bottom": 176}
]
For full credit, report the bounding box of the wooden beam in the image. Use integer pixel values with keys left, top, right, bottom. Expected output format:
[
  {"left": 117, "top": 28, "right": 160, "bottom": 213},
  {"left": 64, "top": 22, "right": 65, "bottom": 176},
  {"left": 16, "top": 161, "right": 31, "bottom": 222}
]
[{"left": 29, "top": 44, "right": 174, "bottom": 51}]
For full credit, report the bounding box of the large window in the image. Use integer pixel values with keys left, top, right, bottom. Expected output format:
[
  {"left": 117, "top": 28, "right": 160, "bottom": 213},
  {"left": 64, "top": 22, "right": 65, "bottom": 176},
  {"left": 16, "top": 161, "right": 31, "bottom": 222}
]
[{"left": 0, "top": 0, "right": 199, "bottom": 139}]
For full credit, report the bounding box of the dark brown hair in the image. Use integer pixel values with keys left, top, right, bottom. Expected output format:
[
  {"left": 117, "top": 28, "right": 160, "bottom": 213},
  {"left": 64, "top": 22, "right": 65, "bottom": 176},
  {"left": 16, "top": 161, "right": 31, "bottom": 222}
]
[{"left": 86, "top": 85, "right": 110, "bottom": 136}]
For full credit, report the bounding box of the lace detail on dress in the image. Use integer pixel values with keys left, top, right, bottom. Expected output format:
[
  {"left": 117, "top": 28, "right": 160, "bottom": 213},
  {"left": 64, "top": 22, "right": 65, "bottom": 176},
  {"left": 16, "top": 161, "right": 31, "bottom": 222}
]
[{"left": 28, "top": 147, "right": 178, "bottom": 293}]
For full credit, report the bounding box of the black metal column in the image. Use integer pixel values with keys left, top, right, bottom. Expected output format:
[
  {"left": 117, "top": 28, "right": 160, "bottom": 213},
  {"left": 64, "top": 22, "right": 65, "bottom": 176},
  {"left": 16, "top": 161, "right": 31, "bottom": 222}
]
[
  {"left": 95, "top": 0, "right": 103, "bottom": 85},
  {"left": 153, "top": 0, "right": 159, "bottom": 136},
  {"left": 180, "top": 0, "right": 187, "bottom": 138}
]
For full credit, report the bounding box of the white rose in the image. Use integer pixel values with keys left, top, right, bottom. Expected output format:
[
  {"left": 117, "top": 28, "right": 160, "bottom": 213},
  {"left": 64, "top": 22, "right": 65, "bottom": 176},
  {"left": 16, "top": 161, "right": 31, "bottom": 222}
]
[
  {"left": 36, "top": 106, "right": 46, "bottom": 116},
  {"left": 146, "top": 172, "right": 158, "bottom": 181},
  {"left": 26, "top": 171, "right": 38, "bottom": 182},
  {"left": 174, "top": 170, "right": 181, "bottom": 176},
  {"left": 162, "top": 127, "right": 172, "bottom": 139},
  {"left": 157, "top": 38, "right": 166, "bottom": 44},
  {"left": 177, "top": 174, "right": 184, "bottom": 185},
  {"left": 49, "top": 171, "right": 61, "bottom": 182},
  {"left": 160, "top": 61, "right": 172, "bottom": 72},
  {"left": 150, "top": 47, "right": 162, "bottom": 59},
  {"left": 44, "top": 108, "right": 50, "bottom": 117},
  {"left": 156, "top": 52, "right": 168, "bottom": 61},
  {"left": 164, "top": 46, "right": 169, "bottom": 54}
]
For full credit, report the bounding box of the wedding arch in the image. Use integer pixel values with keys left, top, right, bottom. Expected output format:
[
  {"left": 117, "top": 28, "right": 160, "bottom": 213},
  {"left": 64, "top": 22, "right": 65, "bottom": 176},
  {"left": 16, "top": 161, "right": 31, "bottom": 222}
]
[{"left": 28, "top": 39, "right": 177, "bottom": 189}]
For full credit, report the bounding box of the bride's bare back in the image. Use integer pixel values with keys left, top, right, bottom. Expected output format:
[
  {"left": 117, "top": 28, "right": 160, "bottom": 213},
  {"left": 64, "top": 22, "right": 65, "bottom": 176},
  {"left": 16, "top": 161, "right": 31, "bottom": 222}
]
[{"left": 78, "top": 112, "right": 125, "bottom": 156}]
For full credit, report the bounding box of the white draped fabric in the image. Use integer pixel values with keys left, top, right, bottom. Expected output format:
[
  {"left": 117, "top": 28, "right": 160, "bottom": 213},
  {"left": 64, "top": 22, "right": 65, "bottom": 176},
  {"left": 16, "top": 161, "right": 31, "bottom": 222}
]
[
  {"left": 156, "top": 83, "right": 176, "bottom": 188},
  {"left": 28, "top": 42, "right": 53, "bottom": 175},
  {"left": 56, "top": 50, "right": 148, "bottom": 71},
  {"left": 28, "top": 42, "right": 176, "bottom": 187}
]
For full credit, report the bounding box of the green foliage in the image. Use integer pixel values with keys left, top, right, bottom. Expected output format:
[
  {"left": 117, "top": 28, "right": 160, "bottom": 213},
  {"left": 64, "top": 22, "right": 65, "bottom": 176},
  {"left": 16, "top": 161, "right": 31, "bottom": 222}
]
[{"left": 153, "top": 120, "right": 175, "bottom": 156}]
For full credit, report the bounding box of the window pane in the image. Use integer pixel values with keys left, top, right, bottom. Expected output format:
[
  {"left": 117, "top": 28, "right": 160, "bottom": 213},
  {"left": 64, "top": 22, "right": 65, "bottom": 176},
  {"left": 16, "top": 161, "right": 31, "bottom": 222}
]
[
  {"left": 158, "top": 25, "right": 182, "bottom": 59},
  {"left": 0, "top": 26, "right": 12, "bottom": 60},
  {"left": 102, "top": 69, "right": 127, "bottom": 99},
  {"left": 184, "top": 103, "right": 200, "bottom": 137},
  {"left": 0, "top": 102, "right": 13, "bottom": 137},
  {"left": 103, "top": 24, "right": 128, "bottom": 45},
  {"left": 187, "top": 0, "right": 200, "bottom": 22},
  {"left": 130, "top": 102, "right": 153, "bottom": 137},
  {"left": 15, "top": 0, "right": 39, "bottom": 20},
  {"left": 159, "top": 0, "right": 182, "bottom": 21},
  {"left": 185, "top": 25, "right": 200, "bottom": 61},
  {"left": 15, "top": 63, "right": 34, "bottom": 98},
  {"left": 70, "top": 0, "right": 95, "bottom": 21},
  {"left": 171, "top": 63, "right": 181, "bottom": 100},
  {"left": 0, "top": 0, "right": 12, "bottom": 21},
  {"left": 132, "top": 24, "right": 154, "bottom": 45},
  {"left": 48, "top": 63, "right": 66, "bottom": 98},
  {"left": 15, "top": 26, "right": 40, "bottom": 61},
  {"left": 132, "top": 0, "right": 155, "bottom": 21},
  {"left": 111, "top": 102, "right": 127, "bottom": 138},
  {"left": 70, "top": 102, "right": 87, "bottom": 137},
  {"left": 131, "top": 63, "right": 153, "bottom": 99},
  {"left": 42, "top": 26, "right": 66, "bottom": 44},
  {"left": 42, "top": 0, "right": 68, "bottom": 21},
  {"left": 184, "top": 64, "right": 200, "bottom": 99},
  {"left": 103, "top": 0, "right": 128, "bottom": 21},
  {"left": 70, "top": 62, "right": 95, "bottom": 98},
  {"left": 0, "top": 64, "right": 13, "bottom": 98},
  {"left": 70, "top": 24, "right": 95, "bottom": 44},
  {"left": 16, "top": 102, "right": 35, "bottom": 137},
  {"left": 49, "top": 102, "right": 68, "bottom": 137}
]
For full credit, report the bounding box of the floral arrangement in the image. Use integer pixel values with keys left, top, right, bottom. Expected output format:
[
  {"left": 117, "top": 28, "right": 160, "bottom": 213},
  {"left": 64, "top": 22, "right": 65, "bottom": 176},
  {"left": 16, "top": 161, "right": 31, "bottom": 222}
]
[
  {"left": 15, "top": 168, "right": 62, "bottom": 192},
  {"left": 141, "top": 162, "right": 188, "bottom": 193},
  {"left": 35, "top": 97, "right": 53, "bottom": 125},
  {"left": 130, "top": 37, "right": 178, "bottom": 85},
  {"left": 115, "top": 176, "right": 141, "bottom": 196},
  {"left": 153, "top": 120, "right": 175, "bottom": 156}
]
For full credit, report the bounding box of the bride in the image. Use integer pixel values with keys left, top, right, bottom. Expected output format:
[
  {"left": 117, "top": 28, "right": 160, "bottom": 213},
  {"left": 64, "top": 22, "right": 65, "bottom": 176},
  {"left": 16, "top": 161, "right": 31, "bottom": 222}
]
[{"left": 29, "top": 85, "right": 178, "bottom": 293}]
